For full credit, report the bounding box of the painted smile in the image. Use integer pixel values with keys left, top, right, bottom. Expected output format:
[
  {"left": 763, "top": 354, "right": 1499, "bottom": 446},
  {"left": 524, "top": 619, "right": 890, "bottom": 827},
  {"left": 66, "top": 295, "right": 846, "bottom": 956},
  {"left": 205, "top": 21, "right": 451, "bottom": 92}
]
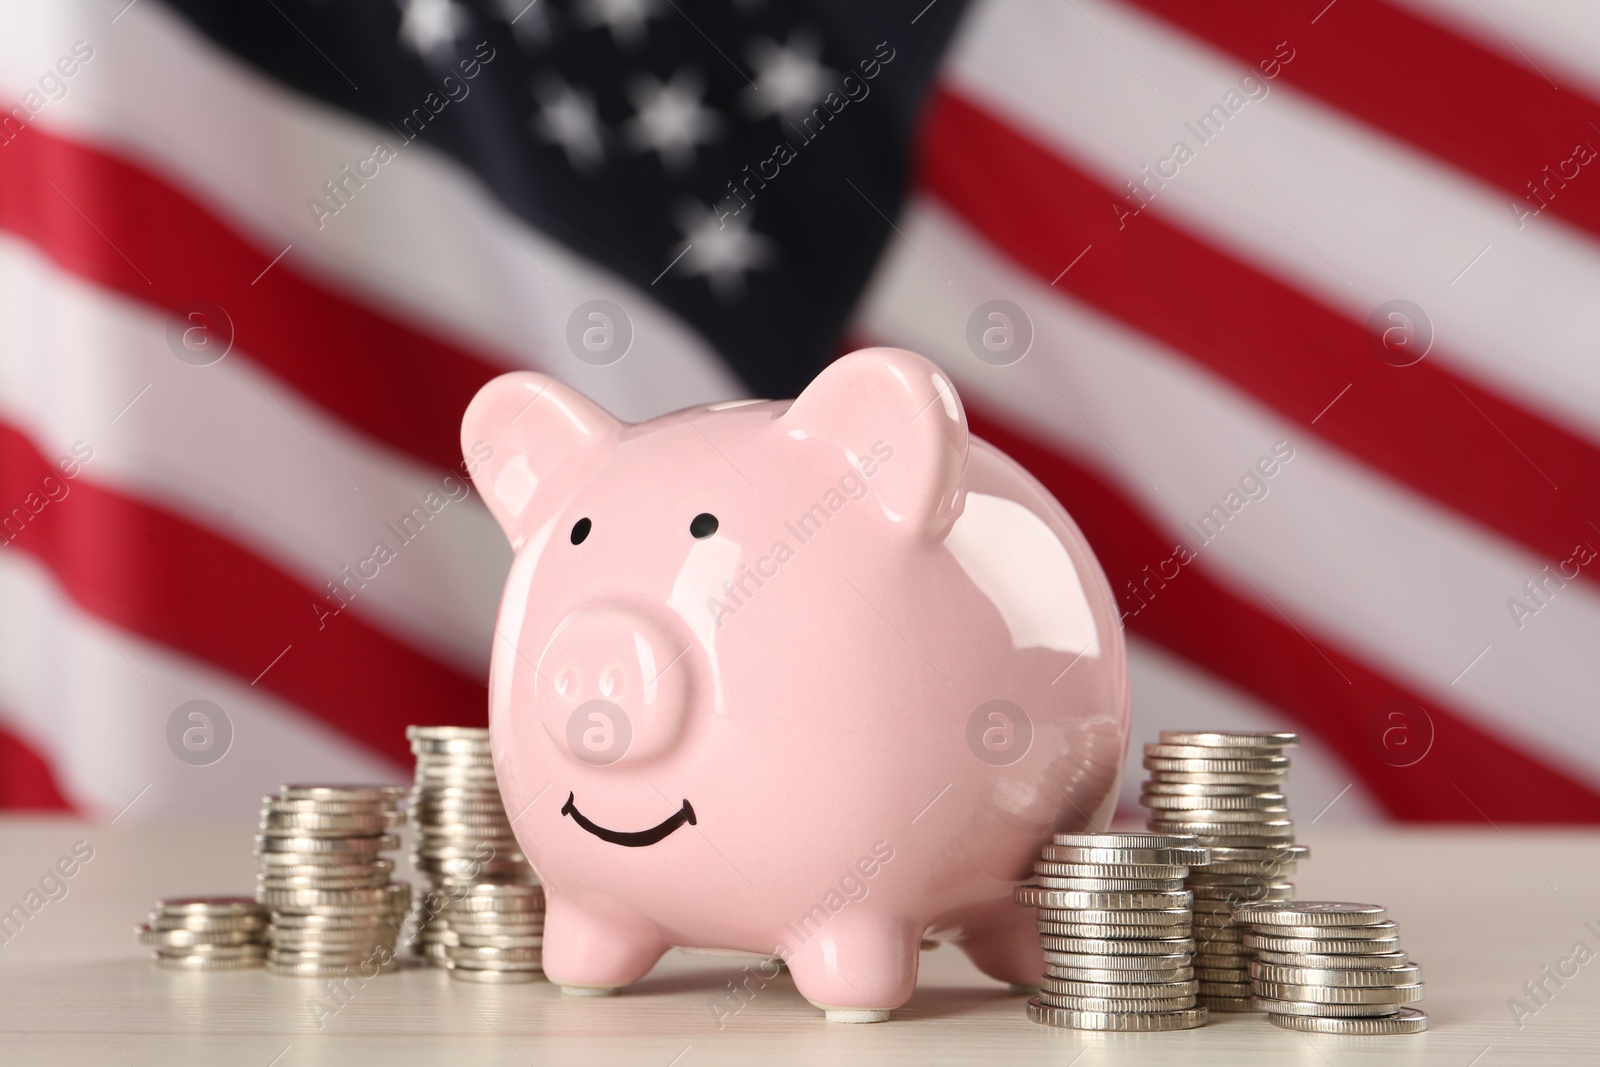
[{"left": 560, "top": 792, "right": 697, "bottom": 847}]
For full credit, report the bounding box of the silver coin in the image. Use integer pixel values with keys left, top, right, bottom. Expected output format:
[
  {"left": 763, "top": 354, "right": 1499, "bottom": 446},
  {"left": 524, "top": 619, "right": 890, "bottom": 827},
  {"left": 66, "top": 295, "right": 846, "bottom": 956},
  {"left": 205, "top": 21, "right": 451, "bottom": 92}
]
[
  {"left": 1253, "top": 997, "right": 1403, "bottom": 1018},
  {"left": 1042, "top": 951, "right": 1192, "bottom": 971},
  {"left": 1039, "top": 845, "right": 1211, "bottom": 867},
  {"left": 1051, "top": 832, "right": 1202, "bottom": 849},
  {"left": 1018, "top": 888, "right": 1193, "bottom": 910},
  {"left": 1034, "top": 876, "right": 1187, "bottom": 892},
  {"left": 1241, "top": 927, "right": 1399, "bottom": 949},
  {"left": 1267, "top": 1007, "right": 1427, "bottom": 1034},
  {"left": 1144, "top": 756, "right": 1289, "bottom": 773},
  {"left": 1142, "top": 793, "right": 1287, "bottom": 810},
  {"left": 1033, "top": 907, "right": 1192, "bottom": 926},
  {"left": 136, "top": 924, "right": 262, "bottom": 948},
  {"left": 1145, "top": 771, "right": 1286, "bottom": 786},
  {"left": 1158, "top": 731, "right": 1299, "bottom": 749},
  {"left": 1145, "top": 744, "right": 1288, "bottom": 760},
  {"left": 454, "top": 934, "right": 544, "bottom": 950},
  {"left": 449, "top": 966, "right": 541, "bottom": 983},
  {"left": 1032, "top": 861, "right": 1191, "bottom": 879},
  {"left": 1196, "top": 982, "right": 1254, "bottom": 998},
  {"left": 1046, "top": 966, "right": 1195, "bottom": 984},
  {"left": 279, "top": 784, "right": 405, "bottom": 804},
  {"left": 1142, "top": 781, "right": 1283, "bottom": 797},
  {"left": 1148, "top": 819, "right": 1295, "bottom": 839},
  {"left": 1038, "top": 936, "right": 1196, "bottom": 956},
  {"left": 1233, "top": 902, "right": 1386, "bottom": 927},
  {"left": 257, "top": 834, "right": 399, "bottom": 854},
  {"left": 260, "top": 813, "right": 397, "bottom": 837},
  {"left": 1026, "top": 1000, "right": 1208, "bottom": 1031},
  {"left": 157, "top": 897, "right": 266, "bottom": 918},
  {"left": 1038, "top": 922, "right": 1194, "bottom": 940},
  {"left": 1194, "top": 969, "right": 1253, "bottom": 985},
  {"left": 1252, "top": 963, "right": 1422, "bottom": 987},
  {"left": 1147, "top": 806, "right": 1291, "bottom": 823},
  {"left": 154, "top": 951, "right": 266, "bottom": 971},
  {"left": 1252, "top": 981, "right": 1423, "bottom": 1005},
  {"left": 1252, "top": 950, "right": 1409, "bottom": 969},
  {"left": 446, "top": 944, "right": 540, "bottom": 963},
  {"left": 1041, "top": 977, "right": 1199, "bottom": 998},
  {"left": 1037, "top": 993, "right": 1196, "bottom": 1013},
  {"left": 149, "top": 914, "right": 267, "bottom": 933}
]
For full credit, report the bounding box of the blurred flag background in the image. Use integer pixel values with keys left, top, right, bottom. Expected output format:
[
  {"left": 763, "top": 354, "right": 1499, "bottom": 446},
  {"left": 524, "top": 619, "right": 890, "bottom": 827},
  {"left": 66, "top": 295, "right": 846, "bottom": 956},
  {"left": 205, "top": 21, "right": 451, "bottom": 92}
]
[{"left": 1, "top": 0, "right": 1597, "bottom": 824}]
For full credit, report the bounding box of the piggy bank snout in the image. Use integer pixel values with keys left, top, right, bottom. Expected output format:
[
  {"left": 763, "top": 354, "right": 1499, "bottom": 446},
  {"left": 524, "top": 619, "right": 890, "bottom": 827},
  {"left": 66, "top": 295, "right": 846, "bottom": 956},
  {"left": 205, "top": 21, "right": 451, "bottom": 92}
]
[{"left": 535, "top": 606, "right": 692, "bottom": 766}]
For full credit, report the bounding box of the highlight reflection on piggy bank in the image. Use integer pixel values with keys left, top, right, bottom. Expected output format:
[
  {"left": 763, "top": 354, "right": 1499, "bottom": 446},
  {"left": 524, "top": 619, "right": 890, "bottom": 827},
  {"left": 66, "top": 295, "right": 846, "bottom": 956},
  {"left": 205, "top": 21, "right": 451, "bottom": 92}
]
[{"left": 463, "top": 347, "right": 1127, "bottom": 1021}]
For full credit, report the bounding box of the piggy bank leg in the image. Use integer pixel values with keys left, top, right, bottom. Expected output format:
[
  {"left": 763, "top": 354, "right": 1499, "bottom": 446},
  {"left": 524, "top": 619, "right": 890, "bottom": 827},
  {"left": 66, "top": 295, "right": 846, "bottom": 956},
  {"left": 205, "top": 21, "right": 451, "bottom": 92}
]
[
  {"left": 783, "top": 913, "right": 920, "bottom": 1023},
  {"left": 956, "top": 903, "right": 1044, "bottom": 991},
  {"left": 542, "top": 892, "right": 667, "bottom": 996}
]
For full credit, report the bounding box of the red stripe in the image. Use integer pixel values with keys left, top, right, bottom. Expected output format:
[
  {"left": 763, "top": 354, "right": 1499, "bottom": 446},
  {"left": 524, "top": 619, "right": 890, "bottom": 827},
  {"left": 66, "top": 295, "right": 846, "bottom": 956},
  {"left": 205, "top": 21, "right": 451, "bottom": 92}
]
[
  {"left": 921, "top": 89, "right": 1600, "bottom": 591},
  {"left": 0, "top": 721, "right": 75, "bottom": 811},
  {"left": 0, "top": 422, "right": 482, "bottom": 766},
  {"left": 964, "top": 405, "right": 1600, "bottom": 823},
  {"left": 1122, "top": 0, "right": 1600, "bottom": 241},
  {"left": 0, "top": 124, "right": 499, "bottom": 475}
]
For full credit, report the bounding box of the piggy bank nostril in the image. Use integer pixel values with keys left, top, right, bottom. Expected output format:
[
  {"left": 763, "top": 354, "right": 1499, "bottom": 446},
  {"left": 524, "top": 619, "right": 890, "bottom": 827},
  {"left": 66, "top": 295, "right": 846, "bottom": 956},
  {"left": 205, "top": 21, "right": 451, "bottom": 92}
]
[
  {"left": 556, "top": 669, "right": 578, "bottom": 698},
  {"left": 600, "top": 667, "right": 625, "bottom": 699}
]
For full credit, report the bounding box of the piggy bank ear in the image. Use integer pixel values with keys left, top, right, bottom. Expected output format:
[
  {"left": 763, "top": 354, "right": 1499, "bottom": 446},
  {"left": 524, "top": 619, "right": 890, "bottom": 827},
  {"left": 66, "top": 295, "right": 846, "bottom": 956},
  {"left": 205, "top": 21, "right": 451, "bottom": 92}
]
[
  {"left": 781, "top": 347, "right": 969, "bottom": 538},
  {"left": 461, "top": 372, "right": 620, "bottom": 547}
]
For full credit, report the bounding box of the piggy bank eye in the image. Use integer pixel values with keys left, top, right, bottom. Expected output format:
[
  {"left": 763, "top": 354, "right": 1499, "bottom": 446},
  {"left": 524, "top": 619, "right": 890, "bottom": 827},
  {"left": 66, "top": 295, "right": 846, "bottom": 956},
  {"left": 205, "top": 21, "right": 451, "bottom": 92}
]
[
  {"left": 689, "top": 513, "right": 718, "bottom": 539},
  {"left": 570, "top": 517, "right": 592, "bottom": 545}
]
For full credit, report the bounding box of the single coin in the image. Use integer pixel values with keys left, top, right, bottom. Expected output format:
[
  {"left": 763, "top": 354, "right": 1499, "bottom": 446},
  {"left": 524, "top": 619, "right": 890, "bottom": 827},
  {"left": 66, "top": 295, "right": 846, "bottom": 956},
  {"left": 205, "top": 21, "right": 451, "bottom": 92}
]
[
  {"left": 1042, "top": 951, "right": 1192, "bottom": 971},
  {"left": 1192, "top": 942, "right": 1250, "bottom": 958},
  {"left": 1148, "top": 820, "right": 1295, "bottom": 840},
  {"left": 447, "top": 944, "right": 540, "bottom": 963},
  {"left": 1026, "top": 1000, "right": 1209, "bottom": 1031},
  {"left": 449, "top": 966, "right": 541, "bottom": 983},
  {"left": 1267, "top": 1007, "right": 1428, "bottom": 1034},
  {"left": 1039, "top": 936, "right": 1196, "bottom": 956},
  {"left": 1032, "top": 861, "right": 1191, "bottom": 880},
  {"left": 279, "top": 785, "right": 406, "bottom": 804},
  {"left": 1036, "top": 985, "right": 1203, "bottom": 1004},
  {"left": 1195, "top": 981, "right": 1254, "bottom": 998},
  {"left": 1195, "top": 994, "right": 1257, "bottom": 1012},
  {"left": 1145, "top": 744, "right": 1288, "bottom": 760},
  {"left": 1051, "top": 832, "right": 1202, "bottom": 849},
  {"left": 1144, "top": 756, "right": 1289, "bottom": 773},
  {"left": 1253, "top": 997, "right": 1403, "bottom": 1018},
  {"left": 1037, "top": 922, "right": 1195, "bottom": 940},
  {"left": 149, "top": 914, "right": 267, "bottom": 934},
  {"left": 1238, "top": 921, "right": 1398, "bottom": 942},
  {"left": 1233, "top": 902, "right": 1387, "bottom": 927},
  {"left": 1147, "top": 806, "right": 1291, "bottom": 823},
  {"left": 455, "top": 934, "right": 544, "bottom": 950},
  {"left": 1159, "top": 731, "right": 1299, "bottom": 749},
  {"left": 157, "top": 897, "right": 265, "bottom": 917},
  {"left": 1252, "top": 950, "right": 1409, "bottom": 969},
  {"left": 1146, "top": 771, "right": 1286, "bottom": 786},
  {"left": 1046, "top": 966, "right": 1195, "bottom": 984},
  {"left": 154, "top": 951, "right": 266, "bottom": 971},
  {"left": 1251, "top": 963, "right": 1421, "bottom": 987},
  {"left": 1142, "top": 793, "right": 1288, "bottom": 811},
  {"left": 1252, "top": 981, "right": 1423, "bottom": 1005},
  {"left": 1033, "top": 876, "right": 1188, "bottom": 892},
  {"left": 1037, "top": 993, "right": 1196, "bottom": 1012},
  {"left": 1208, "top": 844, "right": 1308, "bottom": 863},
  {"left": 1039, "top": 845, "right": 1212, "bottom": 867},
  {"left": 1019, "top": 888, "right": 1193, "bottom": 910},
  {"left": 260, "top": 813, "right": 396, "bottom": 836},
  {"left": 1033, "top": 907, "right": 1193, "bottom": 926}
]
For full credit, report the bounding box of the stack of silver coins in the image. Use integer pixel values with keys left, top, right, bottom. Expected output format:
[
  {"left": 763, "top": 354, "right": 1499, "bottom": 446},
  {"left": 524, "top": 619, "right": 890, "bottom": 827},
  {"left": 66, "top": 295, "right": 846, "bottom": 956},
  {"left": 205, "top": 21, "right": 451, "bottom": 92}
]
[
  {"left": 1015, "top": 832, "right": 1211, "bottom": 1032},
  {"left": 440, "top": 883, "right": 545, "bottom": 982},
  {"left": 1140, "top": 731, "right": 1308, "bottom": 1011},
  {"left": 256, "top": 785, "right": 410, "bottom": 977},
  {"left": 137, "top": 897, "right": 267, "bottom": 970},
  {"left": 404, "top": 726, "right": 539, "bottom": 969},
  {"left": 1235, "top": 902, "right": 1427, "bottom": 1033}
]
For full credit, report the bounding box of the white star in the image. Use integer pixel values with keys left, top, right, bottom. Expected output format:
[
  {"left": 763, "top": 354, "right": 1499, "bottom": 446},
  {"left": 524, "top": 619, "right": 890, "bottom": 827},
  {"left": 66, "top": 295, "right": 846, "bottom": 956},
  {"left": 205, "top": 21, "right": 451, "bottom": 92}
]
[
  {"left": 743, "top": 32, "right": 835, "bottom": 121},
  {"left": 495, "top": 0, "right": 553, "bottom": 46},
  {"left": 533, "top": 79, "right": 606, "bottom": 170},
  {"left": 576, "top": 0, "right": 661, "bottom": 47},
  {"left": 672, "top": 202, "right": 775, "bottom": 299},
  {"left": 623, "top": 69, "right": 721, "bottom": 172},
  {"left": 397, "top": 0, "right": 468, "bottom": 56}
]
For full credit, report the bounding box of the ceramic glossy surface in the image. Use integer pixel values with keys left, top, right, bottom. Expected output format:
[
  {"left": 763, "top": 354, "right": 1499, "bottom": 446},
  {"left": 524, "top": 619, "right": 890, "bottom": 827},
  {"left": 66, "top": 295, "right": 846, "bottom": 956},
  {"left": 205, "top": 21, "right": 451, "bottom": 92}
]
[{"left": 462, "top": 348, "right": 1129, "bottom": 1018}]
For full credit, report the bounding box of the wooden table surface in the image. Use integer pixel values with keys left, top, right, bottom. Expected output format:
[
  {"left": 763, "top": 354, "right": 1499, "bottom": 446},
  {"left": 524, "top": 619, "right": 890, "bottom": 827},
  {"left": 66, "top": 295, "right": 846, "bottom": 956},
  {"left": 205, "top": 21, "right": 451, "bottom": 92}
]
[{"left": 1, "top": 817, "right": 1596, "bottom": 1065}]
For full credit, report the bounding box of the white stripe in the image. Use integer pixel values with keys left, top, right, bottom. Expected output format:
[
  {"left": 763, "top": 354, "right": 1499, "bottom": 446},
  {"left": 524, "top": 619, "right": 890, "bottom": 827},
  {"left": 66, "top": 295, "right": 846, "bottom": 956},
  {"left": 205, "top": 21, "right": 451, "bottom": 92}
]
[
  {"left": 1388, "top": 0, "right": 1600, "bottom": 100},
  {"left": 854, "top": 198, "right": 1600, "bottom": 788},
  {"left": 0, "top": 552, "right": 402, "bottom": 819},
  {"left": 1122, "top": 638, "right": 1383, "bottom": 826},
  {"left": 0, "top": 236, "right": 502, "bottom": 674},
  {"left": 0, "top": 0, "right": 744, "bottom": 423},
  {"left": 942, "top": 0, "right": 1600, "bottom": 449}
]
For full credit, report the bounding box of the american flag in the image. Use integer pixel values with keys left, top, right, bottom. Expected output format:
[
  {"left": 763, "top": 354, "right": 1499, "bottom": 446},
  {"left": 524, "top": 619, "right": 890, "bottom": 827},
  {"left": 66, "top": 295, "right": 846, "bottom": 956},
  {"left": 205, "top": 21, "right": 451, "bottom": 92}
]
[{"left": 2, "top": 0, "right": 1596, "bottom": 824}]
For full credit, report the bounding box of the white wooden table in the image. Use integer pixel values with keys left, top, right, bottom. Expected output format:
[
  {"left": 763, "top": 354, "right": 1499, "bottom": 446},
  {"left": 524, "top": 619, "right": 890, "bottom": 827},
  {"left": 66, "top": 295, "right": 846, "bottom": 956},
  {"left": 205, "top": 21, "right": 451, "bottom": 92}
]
[{"left": 2, "top": 817, "right": 1596, "bottom": 1065}]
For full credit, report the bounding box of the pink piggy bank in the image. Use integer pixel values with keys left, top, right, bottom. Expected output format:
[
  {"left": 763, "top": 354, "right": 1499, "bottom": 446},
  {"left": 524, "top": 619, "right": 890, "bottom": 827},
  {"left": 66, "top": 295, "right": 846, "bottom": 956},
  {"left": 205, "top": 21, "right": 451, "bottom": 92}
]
[{"left": 462, "top": 347, "right": 1127, "bottom": 1021}]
